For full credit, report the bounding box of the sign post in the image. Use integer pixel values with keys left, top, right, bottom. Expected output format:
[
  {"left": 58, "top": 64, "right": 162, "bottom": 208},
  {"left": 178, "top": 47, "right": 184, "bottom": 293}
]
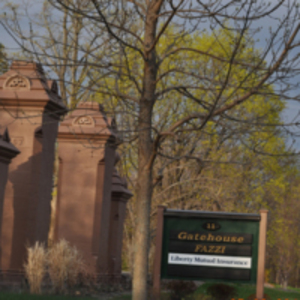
[
  {"left": 152, "top": 206, "right": 166, "bottom": 299},
  {"left": 256, "top": 209, "right": 268, "bottom": 300},
  {"left": 153, "top": 208, "right": 267, "bottom": 297}
]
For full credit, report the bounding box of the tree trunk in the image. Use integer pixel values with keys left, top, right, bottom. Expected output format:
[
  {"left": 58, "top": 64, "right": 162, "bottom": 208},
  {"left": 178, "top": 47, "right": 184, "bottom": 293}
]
[
  {"left": 132, "top": 3, "right": 160, "bottom": 299},
  {"left": 283, "top": 276, "right": 288, "bottom": 290},
  {"left": 132, "top": 138, "right": 153, "bottom": 299},
  {"left": 132, "top": 98, "right": 155, "bottom": 300}
]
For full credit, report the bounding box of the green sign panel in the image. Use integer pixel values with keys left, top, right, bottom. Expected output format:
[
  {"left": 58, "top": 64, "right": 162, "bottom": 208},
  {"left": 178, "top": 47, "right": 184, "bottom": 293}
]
[{"left": 160, "top": 210, "right": 260, "bottom": 283}]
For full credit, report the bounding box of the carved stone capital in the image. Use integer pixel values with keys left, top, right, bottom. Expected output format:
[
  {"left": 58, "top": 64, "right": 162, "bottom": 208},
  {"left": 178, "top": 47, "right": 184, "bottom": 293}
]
[{"left": 3, "top": 74, "right": 31, "bottom": 90}]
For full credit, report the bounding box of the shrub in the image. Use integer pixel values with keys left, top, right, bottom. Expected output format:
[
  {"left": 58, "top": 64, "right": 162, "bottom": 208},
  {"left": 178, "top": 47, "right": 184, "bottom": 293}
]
[
  {"left": 206, "top": 283, "right": 237, "bottom": 300},
  {"left": 24, "top": 242, "right": 47, "bottom": 294},
  {"left": 48, "top": 239, "right": 84, "bottom": 293},
  {"left": 166, "top": 280, "right": 197, "bottom": 300}
]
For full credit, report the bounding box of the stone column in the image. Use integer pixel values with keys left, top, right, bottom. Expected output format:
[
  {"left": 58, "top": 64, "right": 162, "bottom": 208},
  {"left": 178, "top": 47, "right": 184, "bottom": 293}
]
[
  {"left": 56, "top": 102, "right": 117, "bottom": 274},
  {"left": 107, "top": 167, "right": 132, "bottom": 278},
  {"left": 0, "top": 128, "right": 19, "bottom": 267},
  {"left": 0, "top": 61, "right": 67, "bottom": 271}
]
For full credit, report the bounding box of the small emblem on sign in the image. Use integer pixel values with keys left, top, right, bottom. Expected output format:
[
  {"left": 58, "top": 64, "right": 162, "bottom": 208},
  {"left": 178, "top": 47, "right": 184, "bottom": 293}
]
[{"left": 202, "top": 222, "right": 221, "bottom": 231}]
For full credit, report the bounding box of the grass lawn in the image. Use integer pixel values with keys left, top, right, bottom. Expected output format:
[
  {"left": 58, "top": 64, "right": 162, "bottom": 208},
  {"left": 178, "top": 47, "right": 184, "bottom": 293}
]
[
  {"left": 0, "top": 293, "right": 93, "bottom": 300},
  {"left": 2, "top": 284, "right": 300, "bottom": 300},
  {"left": 194, "top": 282, "right": 300, "bottom": 299}
]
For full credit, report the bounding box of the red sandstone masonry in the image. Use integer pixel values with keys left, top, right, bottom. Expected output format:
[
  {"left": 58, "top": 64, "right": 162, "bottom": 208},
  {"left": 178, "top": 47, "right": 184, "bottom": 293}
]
[
  {"left": 0, "top": 61, "right": 67, "bottom": 272},
  {"left": 0, "top": 61, "right": 132, "bottom": 280},
  {"left": 0, "top": 128, "right": 19, "bottom": 270},
  {"left": 107, "top": 160, "right": 132, "bottom": 277},
  {"left": 56, "top": 102, "right": 117, "bottom": 275}
]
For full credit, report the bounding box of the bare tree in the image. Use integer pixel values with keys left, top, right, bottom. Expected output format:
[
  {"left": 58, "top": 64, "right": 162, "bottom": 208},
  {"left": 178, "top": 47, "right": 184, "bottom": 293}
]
[
  {"left": 2, "top": 1, "right": 300, "bottom": 299},
  {"left": 1, "top": 0, "right": 109, "bottom": 108},
  {"left": 0, "top": 43, "right": 7, "bottom": 74}
]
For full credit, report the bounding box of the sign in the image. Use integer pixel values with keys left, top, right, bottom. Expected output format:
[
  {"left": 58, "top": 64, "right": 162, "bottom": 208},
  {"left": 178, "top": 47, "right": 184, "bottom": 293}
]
[{"left": 160, "top": 210, "right": 260, "bottom": 283}]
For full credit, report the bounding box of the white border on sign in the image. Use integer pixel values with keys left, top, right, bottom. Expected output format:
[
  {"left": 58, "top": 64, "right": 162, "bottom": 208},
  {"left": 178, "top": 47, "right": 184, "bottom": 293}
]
[{"left": 168, "top": 253, "right": 252, "bottom": 269}]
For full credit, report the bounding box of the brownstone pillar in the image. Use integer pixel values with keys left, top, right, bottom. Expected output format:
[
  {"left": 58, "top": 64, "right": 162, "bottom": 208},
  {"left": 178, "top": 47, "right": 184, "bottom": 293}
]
[
  {"left": 107, "top": 167, "right": 132, "bottom": 278},
  {"left": 0, "top": 128, "right": 19, "bottom": 267},
  {"left": 0, "top": 61, "right": 67, "bottom": 271},
  {"left": 56, "top": 102, "right": 117, "bottom": 274}
]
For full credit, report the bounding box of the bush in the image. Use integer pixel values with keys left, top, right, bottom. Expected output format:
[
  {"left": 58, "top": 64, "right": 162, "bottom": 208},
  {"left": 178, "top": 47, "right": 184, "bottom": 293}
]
[
  {"left": 24, "top": 242, "right": 47, "bottom": 294},
  {"left": 206, "top": 283, "right": 237, "bottom": 300},
  {"left": 166, "top": 280, "right": 197, "bottom": 300},
  {"left": 48, "top": 239, "right": 84, "bottom": 293},
  {"left": 24, "top": 239, "right": 84, "bottom": 295}
]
